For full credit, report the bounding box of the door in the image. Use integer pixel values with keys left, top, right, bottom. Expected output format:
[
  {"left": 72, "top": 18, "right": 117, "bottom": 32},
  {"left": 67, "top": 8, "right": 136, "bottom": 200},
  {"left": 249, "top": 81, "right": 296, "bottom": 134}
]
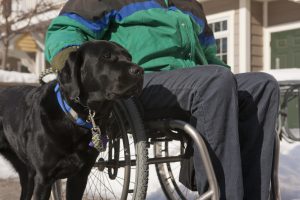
[
  {"left": 272, "top": 28, "right": 300, "bottom": 132},
  {"left": 271, "top": 28, "right": 300, "bottom": 69}
]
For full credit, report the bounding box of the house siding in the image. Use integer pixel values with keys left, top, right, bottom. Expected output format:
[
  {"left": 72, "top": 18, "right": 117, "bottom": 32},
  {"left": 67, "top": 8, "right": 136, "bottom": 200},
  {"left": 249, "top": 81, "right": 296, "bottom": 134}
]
[
  {"left": 268, "top": 1, "right": 300, "bottom": 27},
  {"left": 202, "top": 0, "right": 300, "bottom": 73},
  {"left": 251, "top": 1, "right": 263, "bottom": 72},
  {"left": 202, "top": 0, "right": 239, "bottom": 15}
]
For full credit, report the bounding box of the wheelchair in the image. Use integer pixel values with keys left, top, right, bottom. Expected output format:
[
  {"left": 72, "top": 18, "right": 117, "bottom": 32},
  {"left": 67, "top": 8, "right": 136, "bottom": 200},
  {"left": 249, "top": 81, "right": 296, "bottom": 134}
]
[
  {"left": 50, "top": 97, "right": 219, "bottom": 200},
  {"left": 37, "top": 68, "right": 216, "bottom": 200},
  {"left": 49, "top": 96, "right": 282, "bottom": 200}
]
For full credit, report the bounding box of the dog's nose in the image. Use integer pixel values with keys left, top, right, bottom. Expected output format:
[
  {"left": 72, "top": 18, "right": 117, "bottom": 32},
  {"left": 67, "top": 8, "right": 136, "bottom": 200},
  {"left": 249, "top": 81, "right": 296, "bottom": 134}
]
[{"left": 129, "top": 66, "right": 144, "bottom": 76}]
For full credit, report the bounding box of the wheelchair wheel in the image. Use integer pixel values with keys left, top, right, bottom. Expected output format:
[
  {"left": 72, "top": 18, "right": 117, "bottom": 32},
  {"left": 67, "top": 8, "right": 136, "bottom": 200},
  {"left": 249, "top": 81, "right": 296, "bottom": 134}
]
[
  {"left": 50, "top": 180, "right": 63, "bottom": 200},
  {"left": 154, "top": 140, "right": 199, "bottom": 200},
  {"left": 51, "top": 99, "right": 149, "bottom": 200}
]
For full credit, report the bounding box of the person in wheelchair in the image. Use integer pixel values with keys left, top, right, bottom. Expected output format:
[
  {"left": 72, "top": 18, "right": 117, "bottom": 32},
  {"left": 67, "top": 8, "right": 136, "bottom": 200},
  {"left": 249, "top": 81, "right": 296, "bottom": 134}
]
[{"left": 45, "top": 0, "right": 280, "bottom": 199}]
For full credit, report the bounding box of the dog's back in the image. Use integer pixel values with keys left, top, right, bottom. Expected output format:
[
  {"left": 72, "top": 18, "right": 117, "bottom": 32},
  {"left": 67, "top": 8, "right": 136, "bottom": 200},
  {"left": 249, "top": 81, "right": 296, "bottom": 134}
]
[
  {"left": 0, "top": 109, "right": 8, "bottom": 150},
  {"left": 0, "top": 87, "right": 23, "bottom": 148},
  {"left": 0, "top": 85, "right": 38, "bottom": 160},
  {"left": 0, "top": 86, "right": 40, "bottom": 196}
]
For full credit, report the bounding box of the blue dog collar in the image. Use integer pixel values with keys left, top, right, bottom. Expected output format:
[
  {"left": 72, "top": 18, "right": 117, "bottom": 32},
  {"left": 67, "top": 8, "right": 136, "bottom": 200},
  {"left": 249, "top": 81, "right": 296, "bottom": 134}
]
[{"left": 54, "top": 84, "right": 92, "bottom": 129}]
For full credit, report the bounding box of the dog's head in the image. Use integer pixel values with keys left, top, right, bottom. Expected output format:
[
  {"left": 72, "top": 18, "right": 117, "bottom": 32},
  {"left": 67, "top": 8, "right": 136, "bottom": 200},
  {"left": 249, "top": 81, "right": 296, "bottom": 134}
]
[{"left": 58, "top": 41, "right": 144, "bottom": 111}]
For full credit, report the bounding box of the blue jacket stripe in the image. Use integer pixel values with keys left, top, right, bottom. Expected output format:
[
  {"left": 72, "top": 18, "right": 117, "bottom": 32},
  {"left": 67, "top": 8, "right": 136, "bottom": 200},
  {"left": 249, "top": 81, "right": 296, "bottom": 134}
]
[
  {"left": 116, "top": 1, "right": 162, "bottom": 21},
  {"left": 199, "top": 35, "right": 216, "bottom": 48},
  {"left": 61, "top": 1, "right": 163, "bottom": 34},
  {"left": 61, "top": 12, "right": 114, "bottom": 34}
]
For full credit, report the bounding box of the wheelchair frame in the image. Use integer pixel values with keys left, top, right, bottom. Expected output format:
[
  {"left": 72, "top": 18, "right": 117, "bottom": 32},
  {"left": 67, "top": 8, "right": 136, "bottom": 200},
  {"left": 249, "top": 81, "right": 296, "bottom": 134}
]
[{"left": 52, "top": 98, "right": 281, "bottom": 200}]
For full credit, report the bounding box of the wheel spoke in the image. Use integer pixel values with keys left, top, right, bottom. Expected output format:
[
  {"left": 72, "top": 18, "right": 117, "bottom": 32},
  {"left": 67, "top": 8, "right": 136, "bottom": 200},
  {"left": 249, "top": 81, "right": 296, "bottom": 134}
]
[
  {"left": 51, "top": 99, "right": 148, "bottom": 200},
  {"left": 155, "top": 140, "right": 199, "bottom": 200}
]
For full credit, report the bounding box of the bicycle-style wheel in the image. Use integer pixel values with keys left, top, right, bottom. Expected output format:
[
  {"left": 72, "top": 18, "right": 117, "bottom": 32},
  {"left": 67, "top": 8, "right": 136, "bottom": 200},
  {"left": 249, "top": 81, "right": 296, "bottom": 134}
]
[
  {"left": 51, "top": 99, "right": 148, "bottom": 200},
  {"left": 154, "top": 140, "right": 199, "bottom": 200}
]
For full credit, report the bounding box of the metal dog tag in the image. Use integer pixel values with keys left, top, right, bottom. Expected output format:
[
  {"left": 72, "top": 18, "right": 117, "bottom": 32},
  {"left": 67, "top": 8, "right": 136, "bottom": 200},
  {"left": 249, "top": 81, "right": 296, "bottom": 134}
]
[
  {"left": 88, "top": 110, "right": 106, "bottom": 152},
  {"left": 91, "top": 127, "right": 105, "bottom": 152}
]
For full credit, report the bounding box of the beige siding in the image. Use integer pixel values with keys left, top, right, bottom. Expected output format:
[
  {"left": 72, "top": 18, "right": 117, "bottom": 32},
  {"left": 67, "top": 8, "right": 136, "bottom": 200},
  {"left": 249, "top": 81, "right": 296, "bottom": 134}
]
[
  {"left": 251, "top": 1, "right": 263, "bottom": 72},
  {"left": 201, "top": 0, "right": 300, "bottom": 73},
  {"left": 202, "top": 0, "right": 239, "bottom": 15},
  {"left": 268, "top": 1, "right": 300, "bottom": 26}
]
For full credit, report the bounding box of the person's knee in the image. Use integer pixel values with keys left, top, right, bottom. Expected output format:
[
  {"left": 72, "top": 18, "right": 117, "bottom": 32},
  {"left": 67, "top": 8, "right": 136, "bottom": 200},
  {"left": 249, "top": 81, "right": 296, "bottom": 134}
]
[
  {"left": 211, "top": 66, "right": 237, "bottom": 96},
  {"left": 201, "top": 65, "right": 236, "bottom": 86},
  {"left": 252, "top": 72, "right": 280, "bottom": 95},
  {"left": 255, "top": 72, "right": 278, "bottom": 84},
  {"left": 192, "top": 66, "right": 237, "bottom": 102}
]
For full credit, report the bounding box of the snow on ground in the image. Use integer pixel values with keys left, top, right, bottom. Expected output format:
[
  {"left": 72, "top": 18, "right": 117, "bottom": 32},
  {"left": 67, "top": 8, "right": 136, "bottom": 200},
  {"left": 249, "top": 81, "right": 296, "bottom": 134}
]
[
  {"left": 279, "top": 141, "right": 300, "bottom": 200},
  {"left": 0, "top": 157, "right": 18, "bottom": 179},
  {"left": 264, "top": 68, "right": 300, "bottom": 82},
  {"left": 1, "top": 141, "right": 300, "bottom": 199},
  {"left": 0, "top": 70, "right": 38, "bottom": 83}
]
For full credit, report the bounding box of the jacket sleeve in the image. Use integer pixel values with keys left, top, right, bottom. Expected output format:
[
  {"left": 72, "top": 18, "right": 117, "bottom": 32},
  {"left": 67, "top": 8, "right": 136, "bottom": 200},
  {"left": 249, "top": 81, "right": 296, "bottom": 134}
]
[{"left": 45, "top": 0, "right": 115, "bottom": 63}]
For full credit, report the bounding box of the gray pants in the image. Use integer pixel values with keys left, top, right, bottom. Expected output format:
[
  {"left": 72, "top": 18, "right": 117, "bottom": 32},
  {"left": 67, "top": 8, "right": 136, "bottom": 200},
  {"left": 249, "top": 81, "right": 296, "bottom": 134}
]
[{"left": 139, "top": 66, "right": 280, "bottom": 200}]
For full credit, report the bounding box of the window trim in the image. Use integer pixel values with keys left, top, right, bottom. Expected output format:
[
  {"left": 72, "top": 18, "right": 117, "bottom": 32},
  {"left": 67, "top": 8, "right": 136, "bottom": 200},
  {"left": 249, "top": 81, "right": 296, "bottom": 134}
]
[
  {"left": 207, "top": 11, "right": 235, "bottom": 72},
  {"left": 263, "top": 21, "right": 300, "bottom": 71}
]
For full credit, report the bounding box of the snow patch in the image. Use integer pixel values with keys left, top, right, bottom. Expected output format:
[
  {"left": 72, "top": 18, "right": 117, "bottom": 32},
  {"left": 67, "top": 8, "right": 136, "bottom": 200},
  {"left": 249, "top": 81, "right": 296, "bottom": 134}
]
[
  {"left": 0, "top": 70, "right": 38, "bottom": 83},
  {"left": 264, "top": 68, "right": 300, "bottom": 82},
  {"left": 0, "top": 156, "right": 18, "bottom": 179}
]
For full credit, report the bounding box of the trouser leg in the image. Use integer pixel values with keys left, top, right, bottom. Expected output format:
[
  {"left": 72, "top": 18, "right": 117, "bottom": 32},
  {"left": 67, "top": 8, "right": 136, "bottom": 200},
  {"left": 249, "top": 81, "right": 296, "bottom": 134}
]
[
  {"left": 236, "top": 72, "right": 280, "bottom": 200},
  {"left": 139, "top": 66, "right": 243, "bottom": 200}
]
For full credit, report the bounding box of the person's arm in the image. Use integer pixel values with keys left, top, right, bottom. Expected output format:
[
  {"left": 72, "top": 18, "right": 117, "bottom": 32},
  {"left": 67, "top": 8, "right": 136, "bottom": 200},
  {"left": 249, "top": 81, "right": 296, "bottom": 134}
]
[{"left": 45, "top": 0, "right": 115, "bottom": 70}]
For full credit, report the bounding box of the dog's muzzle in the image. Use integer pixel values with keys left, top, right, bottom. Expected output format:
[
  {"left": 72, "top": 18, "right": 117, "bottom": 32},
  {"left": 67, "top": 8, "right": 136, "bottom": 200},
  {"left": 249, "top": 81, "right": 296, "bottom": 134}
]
[{"left": 129, "top": 65, "right": 144, "bottom": 77}]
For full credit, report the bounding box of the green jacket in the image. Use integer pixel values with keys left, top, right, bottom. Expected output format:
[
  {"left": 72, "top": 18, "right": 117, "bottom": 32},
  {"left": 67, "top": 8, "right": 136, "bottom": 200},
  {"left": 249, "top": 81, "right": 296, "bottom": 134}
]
[{"left": 45, "top": 0, "right": 229, "bottom": 72}]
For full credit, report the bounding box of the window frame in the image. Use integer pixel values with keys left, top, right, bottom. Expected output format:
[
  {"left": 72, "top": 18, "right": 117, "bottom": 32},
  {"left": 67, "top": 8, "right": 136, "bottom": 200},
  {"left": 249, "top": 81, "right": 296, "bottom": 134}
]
[{"left": 207, "top": 11, "right": 235, "bottom": 72}]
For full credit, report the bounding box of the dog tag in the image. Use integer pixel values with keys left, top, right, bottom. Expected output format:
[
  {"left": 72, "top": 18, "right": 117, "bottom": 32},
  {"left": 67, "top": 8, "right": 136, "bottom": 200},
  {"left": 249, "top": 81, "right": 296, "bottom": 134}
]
[
  {"left": 91, "top": 128, "right": 106, "bottom": 152},
  {"left": 88, "top": 110, "right": 107, "bottom": 152}
]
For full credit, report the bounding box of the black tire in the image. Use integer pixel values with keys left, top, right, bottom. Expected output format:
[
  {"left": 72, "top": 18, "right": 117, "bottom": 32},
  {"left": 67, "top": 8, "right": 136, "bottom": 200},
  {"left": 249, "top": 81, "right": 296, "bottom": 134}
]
[
  {"left": 51, "top": 98, "right": 148, "bottom": 200},
  {"left": 154, "top": 140, "right": 199, "bottom": 200}
]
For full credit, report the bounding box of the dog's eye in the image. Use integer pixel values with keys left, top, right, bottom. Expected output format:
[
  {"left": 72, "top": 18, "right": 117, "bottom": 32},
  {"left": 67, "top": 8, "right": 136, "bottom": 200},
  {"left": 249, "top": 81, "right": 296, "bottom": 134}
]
[{"left": 102, "top": 51, "right": 111, "bottom": 59}]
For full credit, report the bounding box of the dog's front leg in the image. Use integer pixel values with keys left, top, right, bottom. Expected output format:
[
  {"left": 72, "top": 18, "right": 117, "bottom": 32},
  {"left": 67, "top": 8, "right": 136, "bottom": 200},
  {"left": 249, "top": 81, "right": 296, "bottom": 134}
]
[
  {"left": 32, "top": 174, "right": 53, "bottom": 200},
  {"left": 22, "top": 169, "right": 35, "bottom": 200},
  {"left": 66, "top": 148, "right": 99, "bottom": 200}
]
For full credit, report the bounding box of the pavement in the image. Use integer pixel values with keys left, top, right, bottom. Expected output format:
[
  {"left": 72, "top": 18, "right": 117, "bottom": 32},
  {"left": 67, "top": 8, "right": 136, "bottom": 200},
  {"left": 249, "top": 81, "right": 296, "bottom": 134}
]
[{"left": 0, "top": 179, "right": 20, "bottom": 200}]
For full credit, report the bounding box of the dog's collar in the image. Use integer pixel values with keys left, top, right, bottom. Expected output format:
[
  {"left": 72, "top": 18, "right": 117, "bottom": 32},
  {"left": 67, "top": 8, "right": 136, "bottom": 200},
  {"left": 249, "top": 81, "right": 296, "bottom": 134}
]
[
  {"left": 54, "top": 83, "right": 107, "bottom": 152},
  {"left": 54, "top": 84, "right": 92, "bottom": 129}
]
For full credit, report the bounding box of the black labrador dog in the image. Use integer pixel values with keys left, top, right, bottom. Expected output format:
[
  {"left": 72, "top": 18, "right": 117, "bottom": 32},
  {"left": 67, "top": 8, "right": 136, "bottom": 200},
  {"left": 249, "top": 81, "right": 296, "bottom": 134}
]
[{"left": 0, "top": 41, "right": 143, "bottom": 200}]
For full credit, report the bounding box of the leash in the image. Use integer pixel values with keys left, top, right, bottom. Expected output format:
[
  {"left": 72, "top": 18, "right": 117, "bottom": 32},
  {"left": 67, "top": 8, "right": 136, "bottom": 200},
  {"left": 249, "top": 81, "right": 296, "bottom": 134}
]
[{"left": 54, "top": 83, "right": 107, "bottom": 152}]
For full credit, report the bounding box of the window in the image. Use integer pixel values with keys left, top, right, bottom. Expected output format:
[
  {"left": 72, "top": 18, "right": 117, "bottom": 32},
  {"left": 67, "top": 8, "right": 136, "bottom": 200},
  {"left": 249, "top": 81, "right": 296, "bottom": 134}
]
[
  {"left": 206, "top": 11, "right": 234, "bottom": 71},
  {"left": 209, "top": 20, "right": 228, "bottom": 64}
]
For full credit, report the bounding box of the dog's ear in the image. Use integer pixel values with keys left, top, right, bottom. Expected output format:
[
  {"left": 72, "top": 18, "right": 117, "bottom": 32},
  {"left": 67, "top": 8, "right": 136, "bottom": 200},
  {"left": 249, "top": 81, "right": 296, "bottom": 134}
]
[{"left": 58, "top": 50, "right": 82, "bottom": 99}]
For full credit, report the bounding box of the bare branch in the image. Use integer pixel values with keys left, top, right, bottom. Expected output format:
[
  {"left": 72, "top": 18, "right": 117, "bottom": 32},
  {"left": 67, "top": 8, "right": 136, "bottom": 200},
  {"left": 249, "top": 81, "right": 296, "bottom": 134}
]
[{"left": 0, "top": 0, "right": 63, "bottom": 69}]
